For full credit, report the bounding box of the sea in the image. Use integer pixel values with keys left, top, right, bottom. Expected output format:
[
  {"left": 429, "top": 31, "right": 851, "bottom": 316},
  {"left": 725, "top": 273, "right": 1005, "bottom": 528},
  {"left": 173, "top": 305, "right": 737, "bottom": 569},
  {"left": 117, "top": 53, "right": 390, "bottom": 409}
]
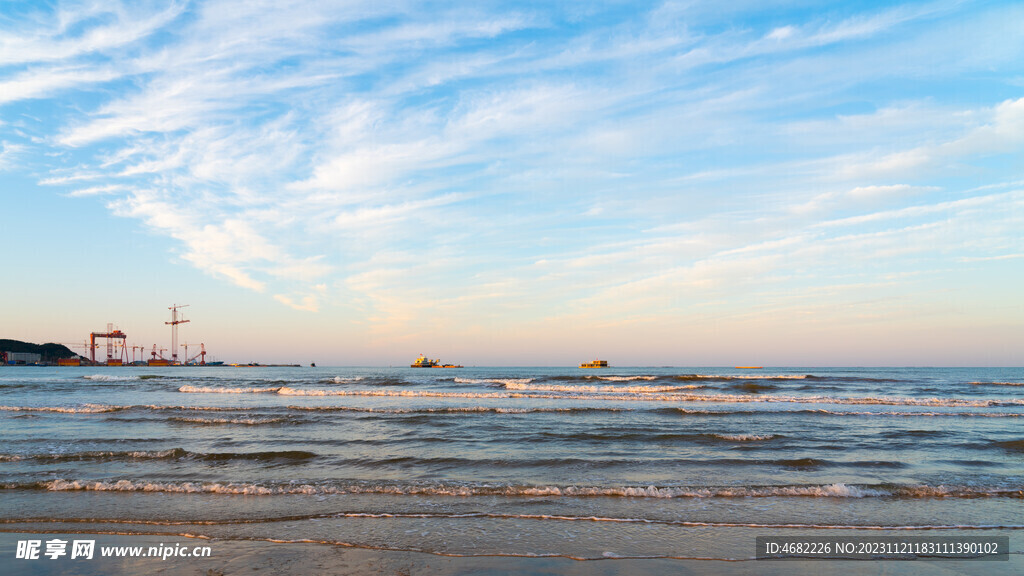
[{"left": 1, "top": 365, "right": 1022, "bottom": 566}]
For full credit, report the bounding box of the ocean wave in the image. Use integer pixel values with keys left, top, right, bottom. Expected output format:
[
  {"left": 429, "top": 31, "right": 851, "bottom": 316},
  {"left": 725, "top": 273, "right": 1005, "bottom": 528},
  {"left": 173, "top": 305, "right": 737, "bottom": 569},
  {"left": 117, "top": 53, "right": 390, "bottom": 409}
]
[
  {"left": 3, "top": 449, "right": 317, "bottom": 464},
  {"left": 660, "top": 407, "right": 1023, "bottom": 418},
  {"left": 22, "top": 480, "right": 1024, "bottom": 499},
  {"left": 674, "top": 374, "right": 810, "bottom": 381},
  {"left": 972, "top": 381, "right": 1024, "bottom": 387},
  {"left": 712, "top": 433, "right": 777, "bottom": 441},
  {"left": 659, "top": 393, "right": 1024, "bottom": 407},
  {"left": 502, "top": 382, "right": 706, "bottom": 393},
  {"left": 82, "top": 375, "right": 140, "bottom": 382},
  {"left": 0, "top": 404, "right": 129, "bottom": 414},
  {"left": 7, "top": 512, "right": 1019, "bottom": 532},
  {"left": 728, "top": 382, "right": 778, "bottom": 393},
  {"left": 135, "top": 404, "right": 261, "bottom": 412},
  {"left": 542, "top": 374, "right": 809, "bottom": 383},
  {"left": 176, "top": 384, "right": 1024, "bottom": 408},
  {"left": 168, "top": 416, "right": 290, "bottom": 426},
  {"left": 992, "top": 439, "right": 1024, "bottom": 452},
  {"left": 179, "top": 385, "right": 282, "bottom": 394},
  {"left": 325, "top": 376, "right": 365, "bottom": 384},
  {"left": 454, "top": 377, "right": 535, "bottom": 386},
  {"left": 287, "top": 405, "right": 625, "bottom": 414},
  {"left": 1, "top": 449, "right": 189, "bottom": 462}
]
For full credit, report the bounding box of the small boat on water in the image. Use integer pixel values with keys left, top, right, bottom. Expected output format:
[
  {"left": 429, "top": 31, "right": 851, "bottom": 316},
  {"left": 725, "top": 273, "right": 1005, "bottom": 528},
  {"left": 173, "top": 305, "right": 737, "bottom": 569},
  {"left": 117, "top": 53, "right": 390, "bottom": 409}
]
[
  {"left": 580, "top": 359, "right": 608, "bottom": 368},
  {"left": 411, "top": 355, "right": 462, "bottom": 368}
]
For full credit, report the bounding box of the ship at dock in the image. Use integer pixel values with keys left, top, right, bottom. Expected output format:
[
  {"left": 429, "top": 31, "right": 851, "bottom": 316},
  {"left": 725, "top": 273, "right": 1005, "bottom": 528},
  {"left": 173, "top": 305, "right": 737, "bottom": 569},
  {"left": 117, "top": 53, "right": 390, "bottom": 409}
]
[
  {"left": 411, "top": 355, "right": 463, "bottom": 368},
  {"left": 579, "top": 359, "right": 608, "bottom": 368}
]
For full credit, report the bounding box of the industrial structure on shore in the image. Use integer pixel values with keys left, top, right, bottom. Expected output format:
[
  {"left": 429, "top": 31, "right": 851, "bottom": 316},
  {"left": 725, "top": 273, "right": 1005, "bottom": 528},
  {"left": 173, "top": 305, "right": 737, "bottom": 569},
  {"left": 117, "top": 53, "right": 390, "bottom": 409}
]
[{"left": 56, "top": 304, "right": 221, "bottom": 367}]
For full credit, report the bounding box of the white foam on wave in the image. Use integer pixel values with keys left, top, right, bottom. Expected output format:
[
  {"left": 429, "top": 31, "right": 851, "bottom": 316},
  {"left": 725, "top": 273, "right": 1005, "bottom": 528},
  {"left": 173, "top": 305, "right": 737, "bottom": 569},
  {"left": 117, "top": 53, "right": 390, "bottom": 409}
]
[
  {"left": 274, "top": 387, "right": 554, "bottom": 399},
  {"left": 6, "top": 449, "right": 185, "bottom": 461},
  {"left": 138, "top": 405, "right": 259, "bottom": 412},
  {"left": 83, "top": 374, "right": 139, "bottom": 381},
  {"left": 0, "top": 404, "right": 126, "bottom": 413},
  {"left": 504, "top": 381, "right": 705, "bottom": 393},
  {"left": 666, "top": 407, "right": 1023, "bottom": 418},
  {"left": 38, "top": 480, "right": 1020, "bottom": 499},
  {"left": 713, "top": 433, "right": 775, "bottom": 441},
  {"left": 178, "top": 385, "right": 281, "bottom": 394},
  {"left": 286, "top": 405, "right": 625, "bottom": 414},
  {"left": 972, "top": 381, "right": 1024, "bottom": 387},
  {"left": 13, "top": 511, "right": 1017, "bottom": 531},
  {"left": 680, "top": 374, "right": 808, "bottom": 380},
  {"left": 175, "top": 384, "right": 1024, "bottom": 408},
  {"left": 454, "top": 377, "right": 534, "bottom": 386},
  {"left": 169, "top": 416, "right": 287, "bottom": 426},
  {"left": 669, "top": 393, "right": 1024, "bottom": 407},
  {"left": 329, "top": 377, "right": 364, "bottom": 384}
]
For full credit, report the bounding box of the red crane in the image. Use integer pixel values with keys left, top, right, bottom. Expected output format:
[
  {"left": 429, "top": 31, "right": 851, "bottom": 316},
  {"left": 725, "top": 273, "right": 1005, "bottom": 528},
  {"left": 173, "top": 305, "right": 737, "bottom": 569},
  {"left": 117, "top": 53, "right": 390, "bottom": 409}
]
[
  {"left": 90, "top": 324, "right": 127, "bottom": 365},
  {"left": 186, "top": 343, "right": 208, "bottom": 366}
]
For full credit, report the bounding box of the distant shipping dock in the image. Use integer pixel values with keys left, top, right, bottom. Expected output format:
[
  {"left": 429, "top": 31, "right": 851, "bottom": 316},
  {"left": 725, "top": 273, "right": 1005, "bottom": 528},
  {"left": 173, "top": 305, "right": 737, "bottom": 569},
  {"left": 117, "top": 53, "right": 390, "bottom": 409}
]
[
  {"left": 580, "top": 359, "right": 609, "bottom": 368},
  {"left": 50, "top": 304, "right": 230, "bottom": 367}
]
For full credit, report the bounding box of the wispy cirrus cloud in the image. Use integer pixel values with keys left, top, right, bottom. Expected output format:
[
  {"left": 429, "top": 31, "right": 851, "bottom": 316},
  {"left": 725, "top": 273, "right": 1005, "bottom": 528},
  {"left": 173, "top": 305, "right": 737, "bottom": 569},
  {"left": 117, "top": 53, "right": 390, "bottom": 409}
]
[
  {"left": 3, "top": 0, "right": 1023, "bottom": 362},
  {"left": 0, "top": 1, "right": 187, "bottom": 66}
]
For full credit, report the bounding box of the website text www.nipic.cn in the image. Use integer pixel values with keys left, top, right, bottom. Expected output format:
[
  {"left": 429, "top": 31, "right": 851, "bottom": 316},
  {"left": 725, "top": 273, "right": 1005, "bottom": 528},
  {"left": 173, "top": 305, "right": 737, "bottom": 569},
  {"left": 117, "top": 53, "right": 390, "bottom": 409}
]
[{"left": 16, "top": 539, "right": 212, "bottom": 561}]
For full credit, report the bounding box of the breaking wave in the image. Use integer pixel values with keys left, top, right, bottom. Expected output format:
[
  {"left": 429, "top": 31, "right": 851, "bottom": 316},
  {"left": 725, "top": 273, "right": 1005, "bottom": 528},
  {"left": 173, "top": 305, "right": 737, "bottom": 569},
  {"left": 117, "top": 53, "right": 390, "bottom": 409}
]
[
  {"left": 325, "top": 376, "right": 365, "bottom": 384},
  {"left": 454, "top": 378, "right": 535, "bottom": 386},
  {"left": 176, "top": 385, "right": 1024, "bottom": 408},
  {"left": 82, "top": 375, "right": 140, "bottom": 382},
  {"left": 287, "top": 405, "right": 625, "bottom": 414},
  {"left": 168, "top": 416, "right": 290, "bottom": 426},
  {"left": 712, "top": 433, "right": 777, "bottom": 441},
  {"left": 179, "top": 385, "right": 282, "bottom": 394},
  {"left": 6, "top": 513, "right": 1021, "bottom": 531},
  {"left": 18, "top": 480, "right": 1023, "bottom": 499},
  {"left": 501, "top": 381, "right": 705, "bottom": 393},
  {"left": 1, "top": 449, "right": 317, "bottom": 464},
  {"left": 0, "top": 404, "right": 129, "bottom": 414}
]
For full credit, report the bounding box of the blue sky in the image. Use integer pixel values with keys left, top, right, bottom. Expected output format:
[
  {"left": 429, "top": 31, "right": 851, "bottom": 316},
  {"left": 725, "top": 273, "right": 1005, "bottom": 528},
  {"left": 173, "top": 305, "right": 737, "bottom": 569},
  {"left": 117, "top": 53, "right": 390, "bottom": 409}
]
[{"left": 1, "top": 0, "right": 1022, "bottom": 365}]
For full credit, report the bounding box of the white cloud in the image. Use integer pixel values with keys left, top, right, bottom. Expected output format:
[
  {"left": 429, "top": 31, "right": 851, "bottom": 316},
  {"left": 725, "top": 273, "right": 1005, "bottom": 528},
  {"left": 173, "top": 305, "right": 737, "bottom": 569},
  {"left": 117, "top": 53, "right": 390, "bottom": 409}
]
[
  {"left": 0, "top": 66, "right": 123, "bottom": 105},
  {"left": 0, "top": 1, "right": 186, "bottom": 66},
  {"left": 274, "top": 293, "right": 320, "bottom": 312},
  {"left": 766, "top": 26, "right": 795, "bottom": 41},
  {"left": 0, "top": 141, "right": 24, "bottom": 171}
]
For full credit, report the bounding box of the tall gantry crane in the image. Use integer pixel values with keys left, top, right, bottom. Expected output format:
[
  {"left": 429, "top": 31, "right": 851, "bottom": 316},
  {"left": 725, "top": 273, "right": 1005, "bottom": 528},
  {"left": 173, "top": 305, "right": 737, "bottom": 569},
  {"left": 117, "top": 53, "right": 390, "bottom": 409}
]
[
  {"left": 90, "top": 324, "right": 127, "bottom": 365},
  {"left": 166, "top": 304, "right": 190, "bottom": 364}
]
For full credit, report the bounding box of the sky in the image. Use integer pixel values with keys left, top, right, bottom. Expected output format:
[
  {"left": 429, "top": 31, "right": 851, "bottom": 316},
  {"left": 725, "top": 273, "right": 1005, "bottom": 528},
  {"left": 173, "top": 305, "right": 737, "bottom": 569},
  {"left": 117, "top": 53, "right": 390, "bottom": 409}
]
[{"left": 1, "top": 0, "right": 1022, "bottom": 366}]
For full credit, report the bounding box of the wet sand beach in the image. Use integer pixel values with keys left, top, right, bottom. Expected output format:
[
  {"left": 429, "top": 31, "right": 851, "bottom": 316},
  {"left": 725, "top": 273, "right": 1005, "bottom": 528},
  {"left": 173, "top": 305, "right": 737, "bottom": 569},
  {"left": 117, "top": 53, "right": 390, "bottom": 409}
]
[{"left": 3, "top": 533, "right": 1021, "bottom": 576}]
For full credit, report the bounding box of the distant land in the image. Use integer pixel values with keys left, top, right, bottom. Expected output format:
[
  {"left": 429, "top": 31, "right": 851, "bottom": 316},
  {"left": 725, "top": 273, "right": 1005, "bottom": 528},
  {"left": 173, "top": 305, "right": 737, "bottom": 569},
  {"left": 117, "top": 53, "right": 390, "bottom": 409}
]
[{"left": 0, "top": 339, "right": 76, "bottom": 361}]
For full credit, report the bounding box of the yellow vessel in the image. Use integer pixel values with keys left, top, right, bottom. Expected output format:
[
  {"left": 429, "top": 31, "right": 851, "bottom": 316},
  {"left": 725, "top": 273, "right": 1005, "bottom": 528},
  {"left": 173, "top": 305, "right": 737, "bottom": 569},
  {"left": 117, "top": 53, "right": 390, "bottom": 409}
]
[
  {"left": 411, "top": 355, "right": 463, "bottom": 368},
  {"left": 579, "top": 359, "right": 608, "bottom": 368}
]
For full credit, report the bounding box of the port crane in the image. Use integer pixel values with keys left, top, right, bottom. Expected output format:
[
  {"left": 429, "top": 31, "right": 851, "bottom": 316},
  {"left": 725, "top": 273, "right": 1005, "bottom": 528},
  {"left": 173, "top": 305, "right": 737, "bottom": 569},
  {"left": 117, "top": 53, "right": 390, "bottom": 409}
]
[
  {"left": 184, "top": 343, "right": 208, "bottom": 366},
  {"left": 131, "top": 345, "right": 147, "bottom": 364},
  {"left": 166, "top": 304, "right": 190, "bottom": 363},
  {"left": 89, "top": 324, "right": 127, "bottom": 365}
]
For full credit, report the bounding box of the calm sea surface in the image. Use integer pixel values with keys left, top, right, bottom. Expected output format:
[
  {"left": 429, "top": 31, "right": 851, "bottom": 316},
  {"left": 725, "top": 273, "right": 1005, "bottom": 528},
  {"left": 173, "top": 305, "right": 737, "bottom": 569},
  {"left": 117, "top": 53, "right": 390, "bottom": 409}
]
[{"left": 1, "top": 366, "right": 1022, "bottom": 561}]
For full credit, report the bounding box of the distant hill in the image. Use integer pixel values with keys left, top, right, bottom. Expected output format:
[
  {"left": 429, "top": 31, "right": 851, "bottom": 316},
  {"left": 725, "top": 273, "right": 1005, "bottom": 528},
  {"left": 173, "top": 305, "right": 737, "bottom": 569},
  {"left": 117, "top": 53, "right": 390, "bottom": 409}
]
[{"left": 0, "top": 339, "right": 77, "bottom": 361}]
